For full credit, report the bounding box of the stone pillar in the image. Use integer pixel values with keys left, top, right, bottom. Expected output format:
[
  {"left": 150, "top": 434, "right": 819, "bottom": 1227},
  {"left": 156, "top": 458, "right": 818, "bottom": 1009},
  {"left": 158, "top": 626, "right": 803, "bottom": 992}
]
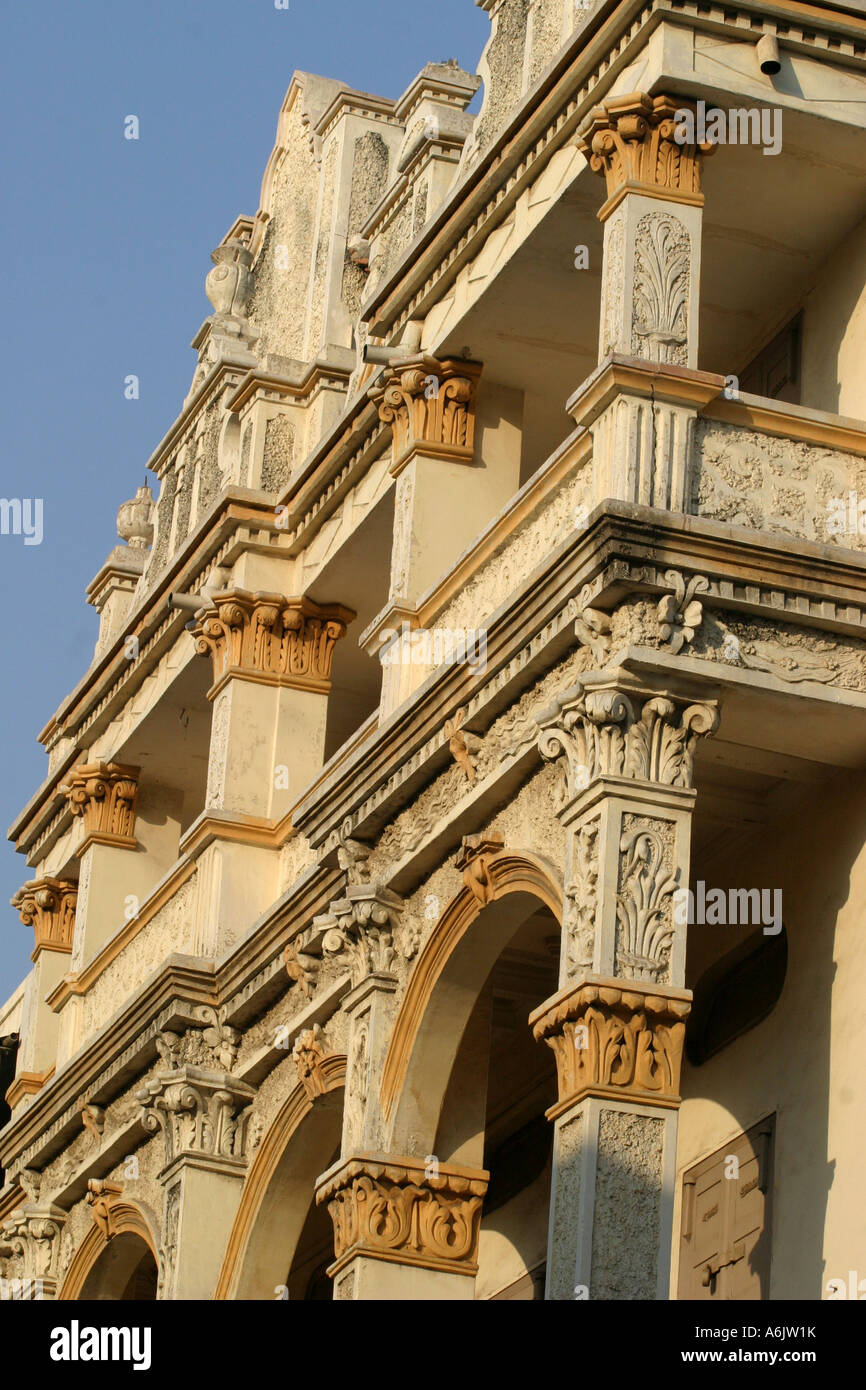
[
  {"left": 366, "top": 357, "right": 521, "bottom": 715},
  {"left": 136, "top": 1062, "right": 255, "bottom": 1301},
  {"left": 316, "top": 1154, "right": 487, "bottom": 1301},
  {"left": 571, "top": 94, "right": 718, "bottom": 511},
  {"left": 531, "top": 677, "right": 718, "bottom": 1300},
  {"left": 316, "top": 884, "right": 406, "bottom": 1154},
  {"left": 193, "top": 589, "right": 354, "bottom": 822},
  {"left": 60, "top": 762, "right": 142, "bottom": 964},
  {"left": 8, "top": 879, "right": 77, "bottom": 1109}
]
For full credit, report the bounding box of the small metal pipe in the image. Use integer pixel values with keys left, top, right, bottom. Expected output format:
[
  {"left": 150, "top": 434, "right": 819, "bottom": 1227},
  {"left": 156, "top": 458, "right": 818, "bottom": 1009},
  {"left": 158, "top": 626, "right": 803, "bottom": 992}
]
[
  {"left": 168, "top": 592, "right": 206, "bottom": 613},
  {"left": 756, "top": 34, "right": 781, "bottom": 75}
]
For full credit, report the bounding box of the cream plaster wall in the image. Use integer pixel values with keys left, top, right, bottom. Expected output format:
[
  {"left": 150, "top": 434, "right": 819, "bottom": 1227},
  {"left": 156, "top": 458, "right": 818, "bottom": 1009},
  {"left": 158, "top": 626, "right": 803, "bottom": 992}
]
[
  {"left": 801, "top": 215, "right": 866, "bottom": 419},
  {"left": 674, "top": 769, "right": 866, "bottom": 1299}
]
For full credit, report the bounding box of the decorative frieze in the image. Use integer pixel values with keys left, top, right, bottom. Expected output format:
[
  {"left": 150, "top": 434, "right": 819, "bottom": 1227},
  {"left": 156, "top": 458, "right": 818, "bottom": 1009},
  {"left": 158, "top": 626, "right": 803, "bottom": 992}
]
[
  {"left": 536, "top": 682, "right": 719, "bottom": 806},
  {"left": 60, "top": 761, "right": 139, "bottom": 850},
  {"left": 316, "top": 1154, "right": 488, "bottom": 1276},
  {"left": 578, "top": 93, "right": 712, "bottom": 209},
  {"left": 192, "top": 589, "right": 354, "bottom": 696},
  {"left": 369, "top": 355, "right": 482, "bottom": 474},
  {"left": 530, "top": 977, "right": 691, "bottom": 1115},
  {"left": 11, "top": 878, "right": 77, "bottom": 957},
  {"left": 136, "top": 1067, "right": 255, "bottom": 1171}
]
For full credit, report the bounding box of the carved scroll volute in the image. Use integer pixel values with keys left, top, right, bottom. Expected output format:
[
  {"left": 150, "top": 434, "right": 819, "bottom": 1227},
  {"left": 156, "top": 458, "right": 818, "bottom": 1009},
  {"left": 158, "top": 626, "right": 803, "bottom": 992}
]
[
  {"left": 11, "top": 877, "right": 77, "bottom": 956},
  {"left": 370, "top": 355, "right": 482, "bottom": 473},
  {"left": 578, "top": 92, "right": 714, "bottom": 205},
  {"left": 192, "top": 589, "right": 354, "bottom": 695},
  {"left": 60, "top": 761, "right": 139, "bottom": 848}
]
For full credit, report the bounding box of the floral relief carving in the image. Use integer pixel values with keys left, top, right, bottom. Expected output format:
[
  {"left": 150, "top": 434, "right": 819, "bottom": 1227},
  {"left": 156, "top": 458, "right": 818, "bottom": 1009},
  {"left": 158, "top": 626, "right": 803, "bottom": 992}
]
[
  {"left": 632, "top": 213, "right": 690, "bottom": 365},
  {"left": 657, "top": 571, "right": 708, "bottom": 653},
  {"left": 615, "top": 818, "right": 678, "bottom": 981},
  {"left": 692, "top": 421, "right": 866, "bottom": 550},
  {"left": 564, "top": 820, "right": 599, "bottom": 978}
]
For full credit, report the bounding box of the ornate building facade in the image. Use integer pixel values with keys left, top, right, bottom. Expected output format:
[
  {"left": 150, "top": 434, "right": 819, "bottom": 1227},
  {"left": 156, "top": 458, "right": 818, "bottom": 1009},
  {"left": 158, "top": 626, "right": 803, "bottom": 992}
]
[{"left": 2, "top": 0, "right": 865, "bottom": 1301}]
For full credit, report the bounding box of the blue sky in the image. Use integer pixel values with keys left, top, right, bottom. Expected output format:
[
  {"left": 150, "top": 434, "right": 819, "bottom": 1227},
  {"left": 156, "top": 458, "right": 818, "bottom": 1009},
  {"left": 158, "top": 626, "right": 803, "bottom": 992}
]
[{"left": 0, "top": 0, "right": 490, "bottom": 1003}]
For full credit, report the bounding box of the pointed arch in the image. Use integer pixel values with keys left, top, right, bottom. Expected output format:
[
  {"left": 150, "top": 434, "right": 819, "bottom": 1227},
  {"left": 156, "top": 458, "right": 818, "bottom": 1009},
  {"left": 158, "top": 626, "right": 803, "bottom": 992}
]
[
  {"left": 381, "top": 849, "right": 562, "bottom": 1149},
  {"left": 214, "top": 1052, "right": 346, "bottom": 1300}
]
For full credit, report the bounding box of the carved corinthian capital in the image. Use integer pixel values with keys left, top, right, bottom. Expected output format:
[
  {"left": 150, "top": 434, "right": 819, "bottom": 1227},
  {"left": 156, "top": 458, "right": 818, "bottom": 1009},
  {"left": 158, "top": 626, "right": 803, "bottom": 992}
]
[
  {"left": 11, "top": 877, "right": 77, "bottom": 957},
  {"left": 530, "top": 977, "right": 691, "bottom": 1117},
  {"left": 536, "top": 682, "right": 719, "bottom": 808},
  {"left": 60, "top": 761, "right": 139, "bottom": 849},
  {"left": 319, "top": 885, "right": 403, "bottom": 987},
  {"left": 136, "top": 1066, "right": 255, "bottom": 1172},
  {"left": 578, "top": 92, "right": 714, "bottom": 208},
  {"left": 0, "top": 1205, "right": 67, "bottom": 1287},
  {"left": 316, "top": 1154, "right": 488, "bottom": 1276},
  {"left": 369, "top": 355, "right": 482, "bottom": 475},
  {"left": 192, "top": 589, "right": 355, "bottom": 696}
]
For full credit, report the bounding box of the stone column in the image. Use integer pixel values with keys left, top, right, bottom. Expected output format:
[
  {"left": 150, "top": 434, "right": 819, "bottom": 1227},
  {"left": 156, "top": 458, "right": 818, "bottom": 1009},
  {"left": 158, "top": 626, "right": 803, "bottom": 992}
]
[
  {"left": 316, "top": 1154, "right": 487, "bottom": 1301},
  {"left": 193, "top": 589, "right": 354, "bottom": 823},
  {"left": 316, "top": 883, "right": 406, "bottom": 1155},
  {"left": 571, "top": 94, "right": 718, "bottom": 511},
  {"left": 60, "top": 761, "right": 141, "bottom": 964},
  {"left": 531, "top": 676, "right": 718, "bottom": 1300},
  {"left": 366, "top": 356, "right": 520, "bottom": 715},
  {"left": 190, "top": 589, "right": 353, "bottom": 954},
  {"left": 8, "top": 879, "right": 77, "bottom": 1110},
  {"left": 136, "top": 1062, "right": 255, "bottom": 1301}
]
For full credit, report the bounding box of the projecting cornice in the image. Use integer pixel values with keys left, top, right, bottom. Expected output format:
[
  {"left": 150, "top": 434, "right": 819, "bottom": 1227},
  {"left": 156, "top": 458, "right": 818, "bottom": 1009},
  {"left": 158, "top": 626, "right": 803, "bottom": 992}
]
[{"left": 361, "top": 0, "right": 866, "bottom": 338}]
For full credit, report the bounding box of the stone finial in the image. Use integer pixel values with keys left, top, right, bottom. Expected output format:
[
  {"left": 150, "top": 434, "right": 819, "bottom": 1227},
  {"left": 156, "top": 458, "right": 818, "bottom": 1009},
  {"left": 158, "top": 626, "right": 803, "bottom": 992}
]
[
  {"left": 11, "top": 878, "right": 77, "bottom": 957},
  {"left": 205, "top": 237, "right": 255, "bottom": 321},
  {"left": 116, "top": 484, "right": 154, "bottom": 550}
]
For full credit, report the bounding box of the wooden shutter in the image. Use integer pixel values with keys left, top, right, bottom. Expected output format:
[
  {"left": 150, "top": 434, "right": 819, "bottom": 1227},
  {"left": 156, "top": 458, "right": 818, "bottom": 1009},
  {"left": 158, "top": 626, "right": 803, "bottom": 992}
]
[{"left": 678, "top": 1115, "right": 775, "bottom": 1300}]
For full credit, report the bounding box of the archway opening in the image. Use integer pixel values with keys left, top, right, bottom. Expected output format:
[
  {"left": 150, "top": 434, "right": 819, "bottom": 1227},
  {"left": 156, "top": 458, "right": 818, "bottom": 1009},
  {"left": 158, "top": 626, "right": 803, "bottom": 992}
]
[
  {"left": 284, "top": 1142, "right": 341, "bottom": 1300},
  {"left": 431, "top": 899, "right": 560, "bottom": 1300},
  {"left": 78, "top": 1233, "right": 157, "bottom": 1302}
]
